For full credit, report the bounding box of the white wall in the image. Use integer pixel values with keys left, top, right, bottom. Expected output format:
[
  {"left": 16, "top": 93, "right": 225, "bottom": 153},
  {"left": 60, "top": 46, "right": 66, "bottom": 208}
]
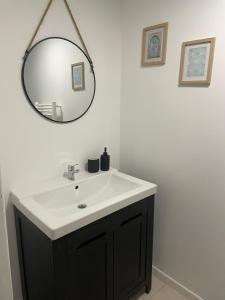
[
  {"left": 0, "top": 168, "right": 13, "bottom": 300},
  {"left": 0, "top": 0, "right": 121, "bottom": 299},
  {"left": 120, "top": 0, "right": 225, "bottom": 299}
]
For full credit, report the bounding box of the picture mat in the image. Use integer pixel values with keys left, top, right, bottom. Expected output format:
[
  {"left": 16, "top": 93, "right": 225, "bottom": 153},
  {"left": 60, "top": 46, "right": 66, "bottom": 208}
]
[
  {"left": 72, "top": 62, "right": 85, "bottom": 91},
  {"left": 73, "top": 65, "right": 83, "bottom": 87},
  {"left": 182, "top": 43, "right": 211, "bottom": 82},
  {"left": 144, "top": 27, "right": 164, "bottom": 63}
]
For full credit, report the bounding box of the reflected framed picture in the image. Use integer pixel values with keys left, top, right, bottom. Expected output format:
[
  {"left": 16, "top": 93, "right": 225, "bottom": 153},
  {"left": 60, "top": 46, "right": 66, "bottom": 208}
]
[
  {"left": 141, "top": 22, "right": 168, "bottom": 66},
  {"left": 179, "top": 38, "right": 216, "bottom": 86},
  {"left": 72, "top": 62, "right": 85, "bottom": 91}
]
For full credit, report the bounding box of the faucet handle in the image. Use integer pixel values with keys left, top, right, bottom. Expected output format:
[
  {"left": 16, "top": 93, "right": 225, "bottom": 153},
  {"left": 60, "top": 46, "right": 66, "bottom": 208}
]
[
  {"left": 68, "top": 163, "right": 80, "bottom": 172},
  {"left": 68, "top": 164, "right": 74, "bottom": 172},
  {"left": 74, "top": 164, "right": 80, "bottom": 173}
]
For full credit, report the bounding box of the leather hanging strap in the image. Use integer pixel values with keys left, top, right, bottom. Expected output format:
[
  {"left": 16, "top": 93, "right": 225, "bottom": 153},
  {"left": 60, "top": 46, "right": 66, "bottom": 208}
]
[
  {"left": 25, "top": 0, "right": 53, "bottom": 55},
  {"left": 64, "top": 0, "right": 93, "bottom": 66},
  {"left": 24, "top": 0, "right": 93, "bottom": 66}
]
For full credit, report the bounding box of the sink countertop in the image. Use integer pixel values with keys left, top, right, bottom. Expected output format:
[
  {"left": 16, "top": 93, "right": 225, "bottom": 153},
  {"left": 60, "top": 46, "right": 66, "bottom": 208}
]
[{"left": 11, "top": 169, "right": 157, "bottom": 240}]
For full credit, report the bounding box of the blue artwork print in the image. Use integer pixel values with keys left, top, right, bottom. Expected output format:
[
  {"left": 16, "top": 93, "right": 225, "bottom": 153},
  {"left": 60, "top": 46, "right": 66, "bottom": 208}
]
[
  {"left": 147, "top": 31, "right": 162, "bottom": 59},
  {"left": 74, "top": 66, "right": 82, "bottom": 85},
  {"left": 187, "top": 46, "right": 207, "bottom": 77}
]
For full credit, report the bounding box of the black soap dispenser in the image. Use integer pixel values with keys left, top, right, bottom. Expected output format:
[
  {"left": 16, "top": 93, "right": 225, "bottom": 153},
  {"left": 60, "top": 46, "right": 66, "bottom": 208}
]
[{"left": 101, "top": 147, "right": 110, "bottom": 171}]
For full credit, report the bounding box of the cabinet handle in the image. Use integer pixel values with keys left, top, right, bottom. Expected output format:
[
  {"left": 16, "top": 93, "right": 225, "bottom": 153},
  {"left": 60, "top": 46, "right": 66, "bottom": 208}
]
[
  {"left": 76, "top": 232, "right": 107, "bottom": 250},
  {"left": 121, "top": 213, "right": 143, "bottom": 227}
]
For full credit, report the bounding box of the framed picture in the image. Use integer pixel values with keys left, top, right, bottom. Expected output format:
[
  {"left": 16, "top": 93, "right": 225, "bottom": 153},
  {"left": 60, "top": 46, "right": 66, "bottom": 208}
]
[
  {"left": 179, "top": 38, "right": 216, "bottom": 86},
  {"left": 141, "top": 22, "right": 168, "bottom": 66},
  {"left": 71, "top": 62, "right": 85, "bottom": 91}
]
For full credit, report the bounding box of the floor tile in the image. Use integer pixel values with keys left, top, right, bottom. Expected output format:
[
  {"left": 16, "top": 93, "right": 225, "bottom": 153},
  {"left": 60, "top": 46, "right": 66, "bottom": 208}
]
[
  {"left": 150, "top": 276, "right": 165, "bottom": 297},
  {"left": 148, "top": 285, "right": 190, "bottom": 300},
  {"left": 130, "top": 276, "right": 191, "bottom": 300}
]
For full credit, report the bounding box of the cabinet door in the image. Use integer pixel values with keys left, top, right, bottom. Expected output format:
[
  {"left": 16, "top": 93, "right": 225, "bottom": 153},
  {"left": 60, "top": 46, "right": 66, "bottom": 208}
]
[
  {"left": 114, "top": 212, "right": 147, "bottom": 299},
  {"left": 67, "top": 229, "right": 113, "bottom": 300}
]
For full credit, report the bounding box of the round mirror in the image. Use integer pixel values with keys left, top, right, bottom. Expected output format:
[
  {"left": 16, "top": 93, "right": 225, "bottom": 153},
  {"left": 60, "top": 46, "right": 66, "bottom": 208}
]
[{"left": 22, "top": 37, "right": 96, "bottom": 123}]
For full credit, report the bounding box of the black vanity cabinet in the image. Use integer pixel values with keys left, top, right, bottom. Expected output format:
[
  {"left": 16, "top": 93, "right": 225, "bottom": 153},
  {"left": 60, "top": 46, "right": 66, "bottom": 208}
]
[
  {"left": 14, "top": 195, "right": 154, "bottom": 300},
  {"left": 114, "top": 213, "right": 147, "bottom": 299},
  {"left": 65, "top": 223, "right": 114, "bottom": 300}
]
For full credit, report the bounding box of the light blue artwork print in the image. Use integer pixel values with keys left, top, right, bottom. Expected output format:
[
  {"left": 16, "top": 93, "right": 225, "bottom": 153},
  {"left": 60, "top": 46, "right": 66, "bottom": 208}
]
[
  {"left": 147, "top": 31, "right": 162, "bottom": 59},
  {"left": 187, "top": 46, "right": 207, "bottom": 77},
  {"left": 73, "top": 66, "right": 82, "bottom": 85}
]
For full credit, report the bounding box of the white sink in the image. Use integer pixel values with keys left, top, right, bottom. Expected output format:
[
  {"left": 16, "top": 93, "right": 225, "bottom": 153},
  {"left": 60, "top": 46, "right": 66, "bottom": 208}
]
[{"left": 11, "top": 169, "right": 157, "bottom": 240}]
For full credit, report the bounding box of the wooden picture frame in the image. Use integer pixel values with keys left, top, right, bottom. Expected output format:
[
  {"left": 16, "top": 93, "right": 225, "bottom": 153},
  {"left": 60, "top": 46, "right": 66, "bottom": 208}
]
[
  {"left": 141, "top": 22, "right": 168, "bottom": 66},
  {"left": 179, "top": 37, "right": 216, "bottom": 87},
  {"left": 71, "top": 62, "right": 85, "bottom": 91}
]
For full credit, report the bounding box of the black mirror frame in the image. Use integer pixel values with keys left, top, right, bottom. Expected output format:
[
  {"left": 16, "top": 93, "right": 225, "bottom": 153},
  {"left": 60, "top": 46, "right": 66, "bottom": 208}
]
[{"left": 21, "top": 37, "right": 96, "bottom": 124}]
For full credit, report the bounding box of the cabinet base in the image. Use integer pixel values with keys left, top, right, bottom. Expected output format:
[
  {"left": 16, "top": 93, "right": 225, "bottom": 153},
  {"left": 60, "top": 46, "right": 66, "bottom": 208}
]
[
  {"left": 123, "top": 282, "right": 152, "bottom": 300},
  {"left": 145, "top": 285, "right": 151, "bottom": 294}
]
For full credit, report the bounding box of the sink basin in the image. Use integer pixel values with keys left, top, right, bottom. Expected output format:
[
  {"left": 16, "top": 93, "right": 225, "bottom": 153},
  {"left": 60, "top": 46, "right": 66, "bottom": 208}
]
[
  {"left": 11, "top": 169, "right": 157, "bottom": 240},
  {"left": 33, "top": 172, "right": 141, "bottom": 217}
]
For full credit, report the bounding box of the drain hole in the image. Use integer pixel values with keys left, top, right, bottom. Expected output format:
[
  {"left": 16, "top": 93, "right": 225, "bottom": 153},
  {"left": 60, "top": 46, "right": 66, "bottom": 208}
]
[
  {"left": 75, "top": 185, "right": 79, "bottom": 190},
  {"left": 78, "top": 204, "right": 87, "bottom": 209}
]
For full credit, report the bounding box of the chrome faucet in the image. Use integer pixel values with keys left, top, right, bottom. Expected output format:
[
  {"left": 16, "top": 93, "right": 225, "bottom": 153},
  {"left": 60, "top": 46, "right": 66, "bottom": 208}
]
[{"left": 67, "top": 164, "right": 80, "bottom": 181}]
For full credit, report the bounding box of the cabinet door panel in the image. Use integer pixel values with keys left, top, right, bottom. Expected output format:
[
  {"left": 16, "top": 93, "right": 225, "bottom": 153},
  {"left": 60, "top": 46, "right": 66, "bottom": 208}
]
[
  {"left": 68, "top": 231, "right": 113, "bottom": 300},
  {"left": 114, "top": 213, "right": 147, "bottom": 299}
]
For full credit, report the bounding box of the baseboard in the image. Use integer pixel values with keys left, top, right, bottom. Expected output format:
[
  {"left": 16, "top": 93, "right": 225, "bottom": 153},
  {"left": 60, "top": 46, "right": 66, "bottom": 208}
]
[{"left": 152, "top": 266, "right": 205, "bottom": 300}]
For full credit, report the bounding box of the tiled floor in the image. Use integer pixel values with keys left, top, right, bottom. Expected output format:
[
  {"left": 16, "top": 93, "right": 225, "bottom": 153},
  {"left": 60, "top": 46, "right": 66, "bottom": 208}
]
[{"left": 130, "top": 276, "right": 190, "bottom": 300}]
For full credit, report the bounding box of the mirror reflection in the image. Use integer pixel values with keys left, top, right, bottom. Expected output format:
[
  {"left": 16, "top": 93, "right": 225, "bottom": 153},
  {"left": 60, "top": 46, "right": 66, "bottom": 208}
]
[{"left": 22, "top": 38, "right": 95, "bottom": 123}]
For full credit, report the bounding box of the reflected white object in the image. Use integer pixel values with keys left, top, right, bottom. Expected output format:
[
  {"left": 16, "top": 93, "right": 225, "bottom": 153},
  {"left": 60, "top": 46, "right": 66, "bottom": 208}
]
[
  {"left": 11, "top": 169, "right": 157, "bottom": 240},
  {"left": 35, "top": 102, "right": 63, "bottom": 121}
]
